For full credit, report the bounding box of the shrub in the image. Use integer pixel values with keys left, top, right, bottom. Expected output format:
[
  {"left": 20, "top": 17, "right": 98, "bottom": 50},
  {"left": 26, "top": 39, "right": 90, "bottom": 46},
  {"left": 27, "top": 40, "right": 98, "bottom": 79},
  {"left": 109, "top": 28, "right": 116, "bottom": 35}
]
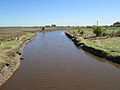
[
  {"left": 115, "top": 30, "right": 120, "bottom": 36},
  {"left": 42, "top": 27, "right": 45, "bottom": 31},
  {"left": 80, "top": 30, "right": 84, "bottom": 34},
  {"left": 78, "top": 29, "right": 81, "bottom": 33},
  {"left": 93, "top": 26, "right": 105, "bottom": 37},
  {"left": 109, "top": 31, "right": 116, "bottom": 37},
  {"left": 113, "top": 22, "right": 120, "bottom": 27}
]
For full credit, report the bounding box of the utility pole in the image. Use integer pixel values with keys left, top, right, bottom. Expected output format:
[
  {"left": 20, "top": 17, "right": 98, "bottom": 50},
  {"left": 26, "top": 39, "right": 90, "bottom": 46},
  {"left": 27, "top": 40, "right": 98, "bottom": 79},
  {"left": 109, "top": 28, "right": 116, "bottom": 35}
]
[{"left": 97, "top": 21, "right": 99, "bottom": 26}]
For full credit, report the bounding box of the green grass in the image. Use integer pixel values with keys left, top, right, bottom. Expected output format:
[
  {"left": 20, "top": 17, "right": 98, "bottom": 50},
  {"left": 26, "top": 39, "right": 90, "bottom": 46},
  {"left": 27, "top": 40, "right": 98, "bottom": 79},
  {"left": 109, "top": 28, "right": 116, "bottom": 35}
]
[
  {"left": 0, "top": 32, "right": 35, "bottom": 64},
  {"left": 85, "top": 37, "right": 120, "bottom": 57}
]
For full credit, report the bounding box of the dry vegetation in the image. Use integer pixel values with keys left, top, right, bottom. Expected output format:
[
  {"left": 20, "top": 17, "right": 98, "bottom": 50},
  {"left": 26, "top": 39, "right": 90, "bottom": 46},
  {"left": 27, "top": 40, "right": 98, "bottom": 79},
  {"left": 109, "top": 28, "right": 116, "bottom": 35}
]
[
  {"left": 0, "top": 27, "right": 38, "bottom": 65},
  {"left": 0, "top": 26, "right": 69, "bottom": 64}
]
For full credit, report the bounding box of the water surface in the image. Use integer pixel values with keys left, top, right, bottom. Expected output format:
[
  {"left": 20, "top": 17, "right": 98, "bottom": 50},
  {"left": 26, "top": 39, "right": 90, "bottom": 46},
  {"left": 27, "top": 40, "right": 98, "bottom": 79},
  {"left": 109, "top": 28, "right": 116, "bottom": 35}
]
[{"left": 1, "top": 30, "right": 120, "bottom": 90}]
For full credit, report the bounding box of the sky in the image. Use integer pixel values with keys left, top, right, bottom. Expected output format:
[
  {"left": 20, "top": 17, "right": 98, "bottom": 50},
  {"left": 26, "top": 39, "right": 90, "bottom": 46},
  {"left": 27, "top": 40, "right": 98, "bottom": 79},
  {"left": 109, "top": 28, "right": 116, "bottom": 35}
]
[{"left": 0, "top": 0, "right": 120, "bottom": 26}]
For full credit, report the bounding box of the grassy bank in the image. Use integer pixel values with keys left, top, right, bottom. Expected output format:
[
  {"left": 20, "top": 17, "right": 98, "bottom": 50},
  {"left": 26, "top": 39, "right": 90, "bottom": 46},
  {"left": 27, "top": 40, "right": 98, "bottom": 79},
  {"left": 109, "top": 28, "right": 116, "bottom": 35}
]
[
  {"left": 0, "top": 33, "right": 35, "bottom": 64},
  {"left": 0, "top": 30, "right": 36, "bottom": 86},
  {"left": 65, "top": 27, "right": 120, "bottom": 63},
  {"left": 0, "top": 27, "right": 46, "bottom": 86}
]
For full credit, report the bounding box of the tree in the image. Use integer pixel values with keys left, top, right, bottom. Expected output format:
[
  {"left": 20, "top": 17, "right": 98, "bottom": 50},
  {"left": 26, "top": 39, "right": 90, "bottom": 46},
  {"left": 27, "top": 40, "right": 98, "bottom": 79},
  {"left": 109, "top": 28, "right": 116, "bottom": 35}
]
[
  {"left": 93, "top": 26, "right": 105, "bottom": 37},
  {"left": 113, "top": 22, "right": 120, "bottom": 27},
  {"left": 42, "top": 27, "right": 45, "bottom": 31},
  {"left": 52, "top": 24, "right": 56, "bottom": 27}
]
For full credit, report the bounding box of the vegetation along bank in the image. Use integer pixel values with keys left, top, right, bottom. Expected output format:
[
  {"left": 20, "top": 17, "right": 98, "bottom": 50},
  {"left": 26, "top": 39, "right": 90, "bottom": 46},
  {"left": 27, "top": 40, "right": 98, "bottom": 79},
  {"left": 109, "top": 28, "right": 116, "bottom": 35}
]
[
  {"left": 0, "top": 28, "right": 37, "bottom": 86},
  {"left": 65, "top": 24, "right": 120, "bottom": 64}
]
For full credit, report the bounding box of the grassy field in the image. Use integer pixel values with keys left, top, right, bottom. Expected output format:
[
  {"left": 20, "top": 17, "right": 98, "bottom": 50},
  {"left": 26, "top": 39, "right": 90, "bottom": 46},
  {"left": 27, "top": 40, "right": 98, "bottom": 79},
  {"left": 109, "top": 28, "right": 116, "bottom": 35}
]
[
  {"left": 85, "top": 37, "right": 120, "bottom": 57},
  {"left": 0, "top": 31, "right": 35, "bottom": 65}
]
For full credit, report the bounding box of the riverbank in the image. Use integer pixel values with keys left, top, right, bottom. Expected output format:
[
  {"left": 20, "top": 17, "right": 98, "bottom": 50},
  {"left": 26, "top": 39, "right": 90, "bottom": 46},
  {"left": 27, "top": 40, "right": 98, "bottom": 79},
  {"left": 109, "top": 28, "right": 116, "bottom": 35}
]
[
  {"left": 65, "top": 31, "right": 120, "bottom": 64},
  {"left": 0, "top": 32, "right": 36, "bottom": 86},
  {"left": 0, "top": 26, "right": 71, "bottom": 87}
]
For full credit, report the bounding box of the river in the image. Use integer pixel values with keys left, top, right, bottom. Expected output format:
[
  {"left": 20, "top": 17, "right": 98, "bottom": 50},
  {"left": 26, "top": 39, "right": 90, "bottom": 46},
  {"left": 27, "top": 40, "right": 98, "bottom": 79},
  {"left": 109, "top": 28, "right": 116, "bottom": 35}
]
[{"left": 1, "top": 30, "right": 120, "bottom": 90}]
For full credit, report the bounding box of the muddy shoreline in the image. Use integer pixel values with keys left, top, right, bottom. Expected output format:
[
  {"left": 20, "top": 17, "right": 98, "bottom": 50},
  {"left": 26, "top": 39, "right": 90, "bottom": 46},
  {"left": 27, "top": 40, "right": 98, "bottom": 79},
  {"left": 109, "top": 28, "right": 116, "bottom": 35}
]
[
  {"left": 0, "top": 33, "right": 36, "bottom": 87},
  {"left": 65, "top": 32, "right": 120, "bottom": 64}
]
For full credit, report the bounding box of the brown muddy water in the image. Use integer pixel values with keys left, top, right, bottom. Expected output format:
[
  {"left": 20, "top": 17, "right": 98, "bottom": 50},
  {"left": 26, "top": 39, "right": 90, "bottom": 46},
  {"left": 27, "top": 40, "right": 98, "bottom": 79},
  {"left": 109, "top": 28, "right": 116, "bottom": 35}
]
[{"left": 1, "top": 30, "right": 120, "bottom": 90}]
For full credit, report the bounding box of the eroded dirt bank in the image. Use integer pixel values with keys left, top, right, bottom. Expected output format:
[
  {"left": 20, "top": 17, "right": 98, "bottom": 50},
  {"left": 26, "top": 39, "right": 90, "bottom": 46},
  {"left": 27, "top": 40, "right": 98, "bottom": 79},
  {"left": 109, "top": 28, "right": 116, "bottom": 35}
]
[{"left": 65, "top": 32, "right": 120, "bottom": 64}]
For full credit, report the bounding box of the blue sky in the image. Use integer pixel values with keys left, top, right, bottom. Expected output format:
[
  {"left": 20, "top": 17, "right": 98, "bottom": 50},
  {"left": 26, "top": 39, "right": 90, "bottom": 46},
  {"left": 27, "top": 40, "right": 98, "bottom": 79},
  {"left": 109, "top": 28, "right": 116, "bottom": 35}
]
[{"left": 0, "top": 0, "right": 120, "bottom": 26}]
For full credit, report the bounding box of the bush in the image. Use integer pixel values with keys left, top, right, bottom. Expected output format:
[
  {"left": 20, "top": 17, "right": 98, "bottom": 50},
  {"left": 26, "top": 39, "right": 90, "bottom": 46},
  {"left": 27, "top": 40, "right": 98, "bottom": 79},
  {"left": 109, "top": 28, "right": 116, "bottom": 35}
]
[
  {"left": 42, "top": 27, "right": 45, "bottom": 31},
  {"left": 78, "top": 29, "right": 81, "bottom": 33},
  {"left": 80, "top": 30, "right": 84, "bottom": 34},
  {"left": 116, "top": 30, "right": 120, "bottom": 36},
  {"left": 113, "top": 22, "right": 120, "bottom": 27},
  {"left": 77, "top": 29, "right": 84, "bottom": 35},
  {"left": 109, "top": 31, "right": 116, "bottom": 37},
  {"left": 93, "top": 26, "right": 105, "bottom": 37}
]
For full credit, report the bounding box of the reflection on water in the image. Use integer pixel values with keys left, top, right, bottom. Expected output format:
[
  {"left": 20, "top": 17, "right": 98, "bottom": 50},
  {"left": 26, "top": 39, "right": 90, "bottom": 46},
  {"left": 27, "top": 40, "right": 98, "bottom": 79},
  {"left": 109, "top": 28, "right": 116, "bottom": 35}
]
[
  {"left": 82, "top": 49, "right": 120, "bottom": 69},
  {"left": 1, "top": 30, "right": 120, "bottom": 90}
]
